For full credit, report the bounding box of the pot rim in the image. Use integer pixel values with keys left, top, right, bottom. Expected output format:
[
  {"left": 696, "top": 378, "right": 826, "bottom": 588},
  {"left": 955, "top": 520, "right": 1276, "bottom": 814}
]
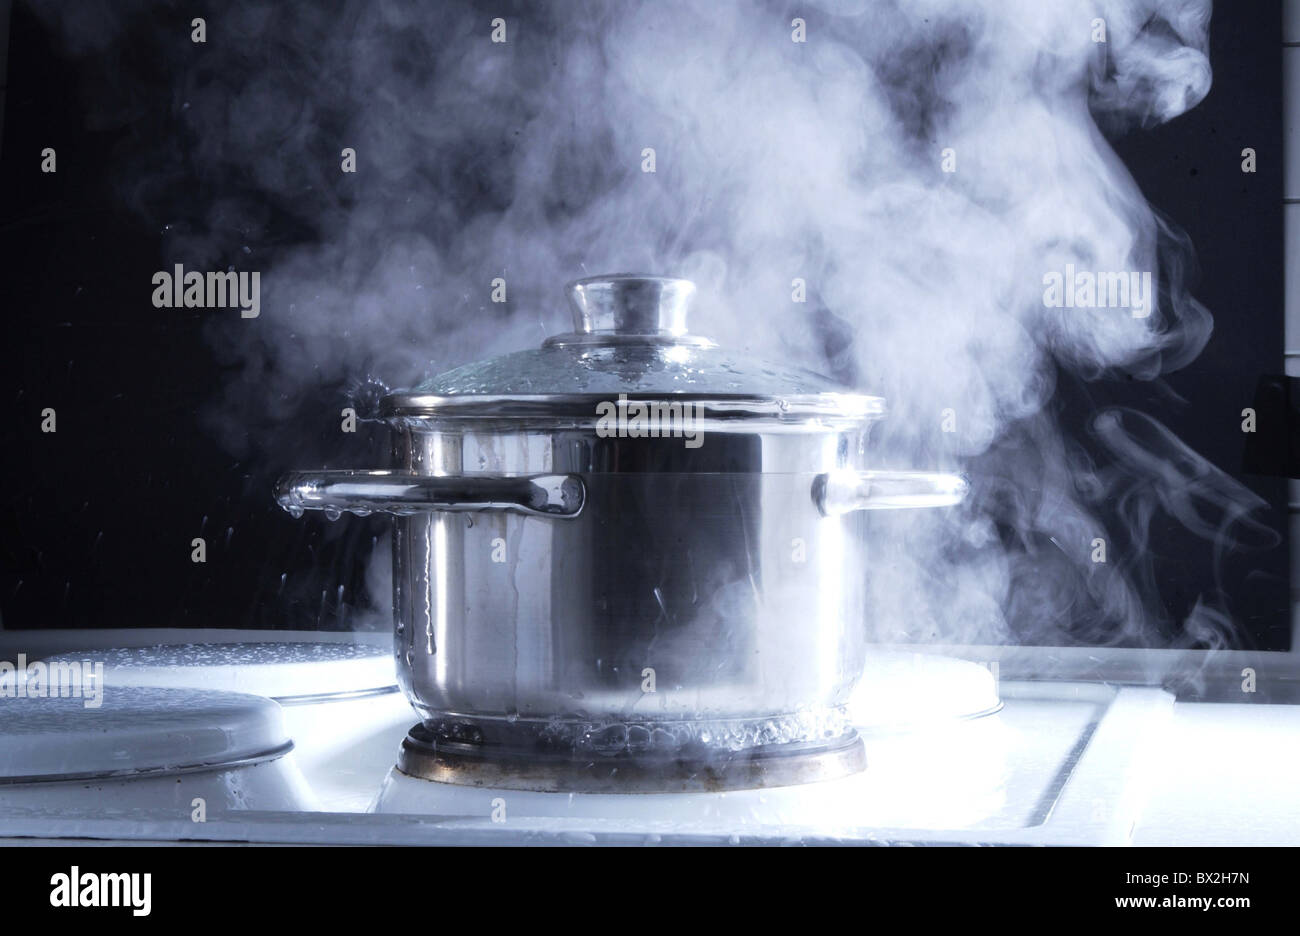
[{"left": 380, "top": 390, "right": 887, "bottom": 423}]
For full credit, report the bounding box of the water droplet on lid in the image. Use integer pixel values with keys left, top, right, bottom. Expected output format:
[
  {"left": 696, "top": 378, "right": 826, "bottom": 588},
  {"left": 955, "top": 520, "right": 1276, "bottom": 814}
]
[{"left": 323, "top": 507, "right": 342, "bottom": 521}]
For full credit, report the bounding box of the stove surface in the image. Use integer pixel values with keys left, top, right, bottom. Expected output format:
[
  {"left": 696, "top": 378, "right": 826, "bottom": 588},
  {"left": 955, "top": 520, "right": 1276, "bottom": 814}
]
[{"left": 0, "top": 633, "right": 1292, "bottom": 845}]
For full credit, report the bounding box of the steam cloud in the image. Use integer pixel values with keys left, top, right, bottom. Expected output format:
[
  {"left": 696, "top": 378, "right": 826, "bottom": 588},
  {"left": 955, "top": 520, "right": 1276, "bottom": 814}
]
[{"left": 30, "top": 0, "right": 1275, "bottom": 648}]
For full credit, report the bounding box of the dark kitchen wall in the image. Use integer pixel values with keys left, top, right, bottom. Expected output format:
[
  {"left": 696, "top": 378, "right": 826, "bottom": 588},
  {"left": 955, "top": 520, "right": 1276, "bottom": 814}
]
[
  {"left": 0, "top": 0, "right": 394, "bottom": 630},
  {"left": 0, "top": 1, "right": 1288, "bottom": 647},
  {"left": 1070, "top": 1, "right": 1288, "bottom": 649}
]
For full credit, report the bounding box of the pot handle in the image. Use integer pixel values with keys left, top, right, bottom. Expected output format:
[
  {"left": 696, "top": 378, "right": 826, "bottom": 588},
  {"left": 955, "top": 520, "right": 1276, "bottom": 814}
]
[
  {"left": 275, "top": 470, "right": 586, "bottom": 519},
  {"left": 812, "top": 469, "right": 968, "bottom": 516}
]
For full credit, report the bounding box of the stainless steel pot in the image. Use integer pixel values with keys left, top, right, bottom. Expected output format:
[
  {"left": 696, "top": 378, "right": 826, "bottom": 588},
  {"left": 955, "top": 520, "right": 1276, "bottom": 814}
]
[{"left": 276, "top": 275, "right": 966, "bottom": 779}]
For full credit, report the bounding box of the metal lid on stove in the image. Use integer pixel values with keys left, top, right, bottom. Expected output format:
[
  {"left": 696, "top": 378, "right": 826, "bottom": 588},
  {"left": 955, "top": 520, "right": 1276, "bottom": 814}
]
[
  {"left": 0, "top": 687, "right": 292, "bottom": 783},
  {"left": 382, "top": 274, "right": 884, "bottom": 424},
  {"left": 38, "top": 642, "right": 398, "bottom": 703}
]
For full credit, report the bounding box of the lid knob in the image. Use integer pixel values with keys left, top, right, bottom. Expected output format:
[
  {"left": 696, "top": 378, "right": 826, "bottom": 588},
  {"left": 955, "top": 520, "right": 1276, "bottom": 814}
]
[{"left": 565, "top": 275, "right": 696, "bottom": 336}]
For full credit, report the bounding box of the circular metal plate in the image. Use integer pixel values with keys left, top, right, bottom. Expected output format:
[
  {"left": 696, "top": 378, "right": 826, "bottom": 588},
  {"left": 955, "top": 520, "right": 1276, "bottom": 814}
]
[
  {"left": 396, "top": 723, "right": 866, "bottom": 794},
  {"left": 849, "top": 652, "right": 1004, "bottom": 732},
  {"left": 0, "top": 686, "right": 294, "bottom": 784},
  {"left": 36, "top": 642, "right": 398, "bottom": 703}
]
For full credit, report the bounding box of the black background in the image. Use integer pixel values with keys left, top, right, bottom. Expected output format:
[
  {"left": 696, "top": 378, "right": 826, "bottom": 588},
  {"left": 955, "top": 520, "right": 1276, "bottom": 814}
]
[
  {"left": 1, "top": 844, "right": 1275, "bottom": 918},
  {"left": 0, "top": 2, "right": 1288, "bottom": 647}
]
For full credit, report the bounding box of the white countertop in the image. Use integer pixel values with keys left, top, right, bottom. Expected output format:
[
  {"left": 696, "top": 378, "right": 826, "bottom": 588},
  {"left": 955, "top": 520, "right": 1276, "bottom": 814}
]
[{"left": 1132, "top": 702, "right": 1300, "bottom": 846}]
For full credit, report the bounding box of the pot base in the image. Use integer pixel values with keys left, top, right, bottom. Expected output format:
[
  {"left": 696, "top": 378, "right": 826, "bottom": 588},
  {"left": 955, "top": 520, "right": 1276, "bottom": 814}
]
[{"left": 395, "top": 722, "right": 866, "bottom": 793}]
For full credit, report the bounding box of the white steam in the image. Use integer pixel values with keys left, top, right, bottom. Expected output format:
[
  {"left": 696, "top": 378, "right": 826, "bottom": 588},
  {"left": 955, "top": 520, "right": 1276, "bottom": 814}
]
[{"left": 31, "top": 0, "right": 1275, "bottom": 647}]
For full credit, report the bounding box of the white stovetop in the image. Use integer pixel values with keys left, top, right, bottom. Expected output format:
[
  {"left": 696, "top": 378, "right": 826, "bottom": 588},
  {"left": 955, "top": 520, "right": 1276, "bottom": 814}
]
[{"left": 0, "top": 630, "right": 1295, "bottom": 845}]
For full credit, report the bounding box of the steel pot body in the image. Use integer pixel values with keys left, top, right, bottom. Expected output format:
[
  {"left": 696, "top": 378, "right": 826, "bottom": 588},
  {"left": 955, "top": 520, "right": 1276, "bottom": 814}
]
[{"left": 397, "top": 421, "right": 868, "bottom": 750}]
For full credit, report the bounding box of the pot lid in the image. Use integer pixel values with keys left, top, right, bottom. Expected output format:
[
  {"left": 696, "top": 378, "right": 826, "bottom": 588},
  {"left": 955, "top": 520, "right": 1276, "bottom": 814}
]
[{"left": 383, "top": 274, "right": 883, "bottom": 423}]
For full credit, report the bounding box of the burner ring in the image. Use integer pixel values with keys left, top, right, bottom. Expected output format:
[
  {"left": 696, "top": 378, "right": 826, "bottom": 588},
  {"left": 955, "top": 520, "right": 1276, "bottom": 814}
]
[{"left": 396, "top": 722, "right": 866, "bottom": 793}]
